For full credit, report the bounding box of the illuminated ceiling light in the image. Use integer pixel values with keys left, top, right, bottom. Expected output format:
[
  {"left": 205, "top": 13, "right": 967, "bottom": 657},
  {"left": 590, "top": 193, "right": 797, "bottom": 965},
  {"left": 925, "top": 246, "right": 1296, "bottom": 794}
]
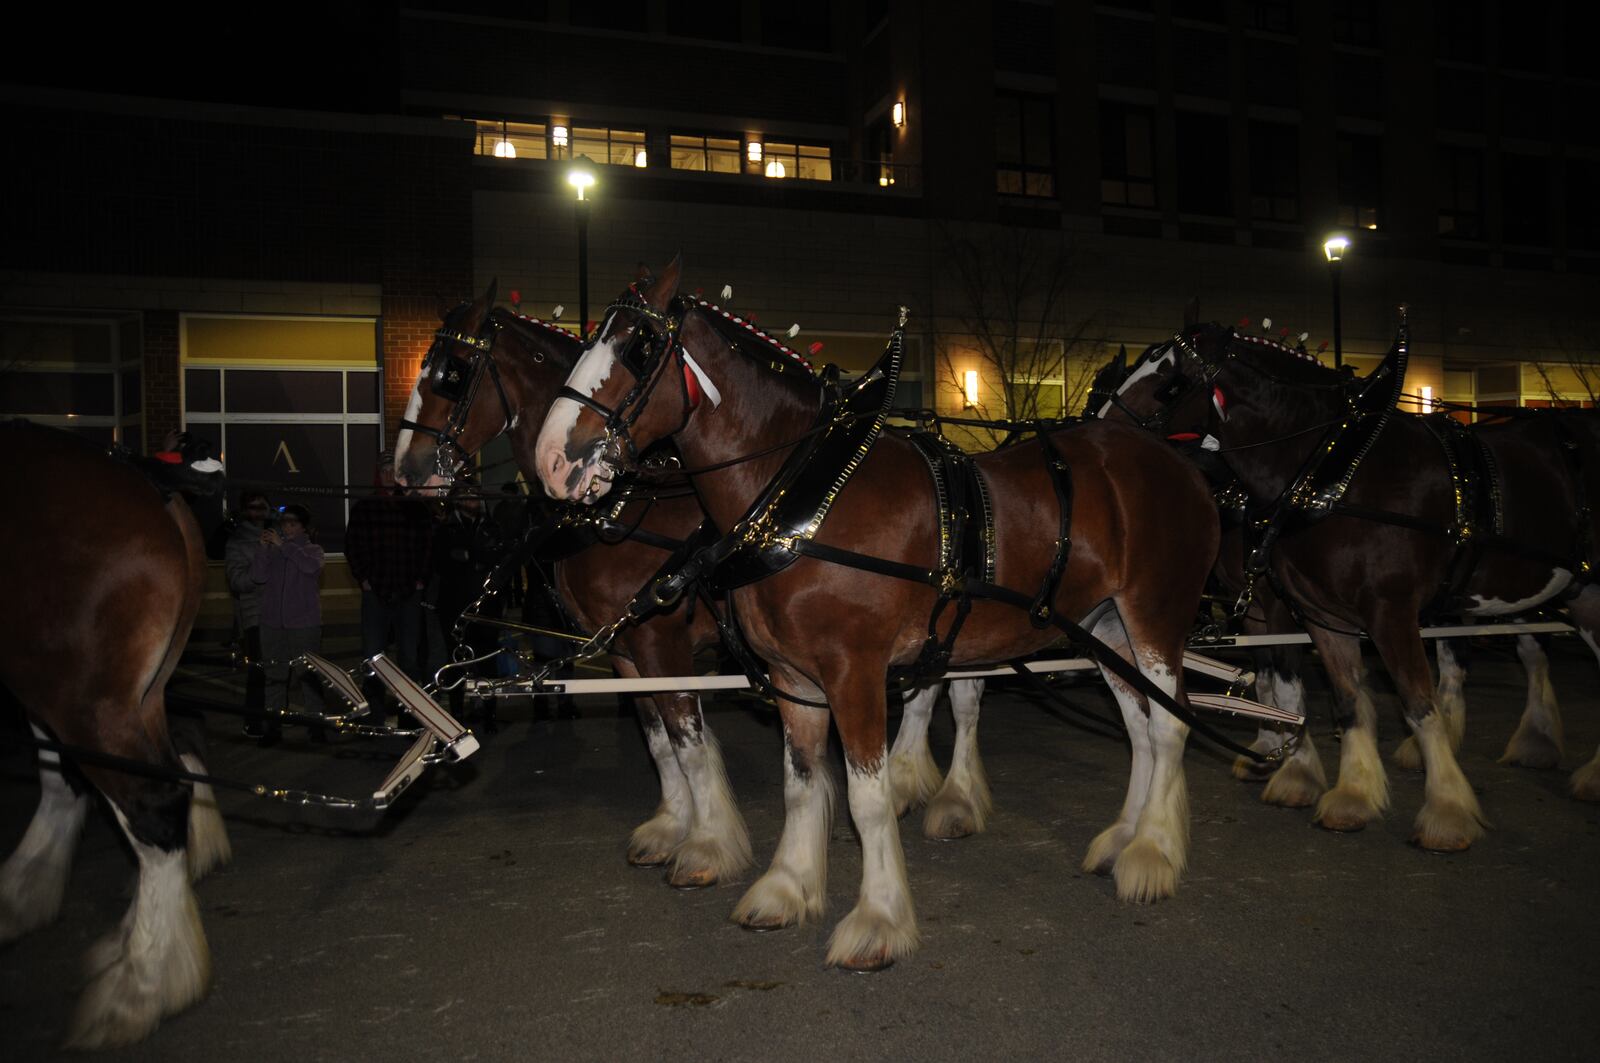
[
  {"left": 764, "top": 158, "right": 786, "bottom": 178},
  {"left": 634, "top": 148, "right": 648, "bottom": 167},
  {"left": 1323, "top": 235, "right": 1351, "bottom": 262},
  {"left": 567, "top": 166, "right": 595, "bottom": 201},
  {"left": 494, "top": 139, "right": 516, "bottom": 158},
  {"left": 891, "top": 100, "right": 905, "bottom": 128},
  {"left": 747, "top": 140, "right": 763, "bottom": 163},
  {"left": 964, "top": 369, "right": 979, "bottom": 407},
  {"left": 551, "top": 124, "right": 569, "bottom": 148}
]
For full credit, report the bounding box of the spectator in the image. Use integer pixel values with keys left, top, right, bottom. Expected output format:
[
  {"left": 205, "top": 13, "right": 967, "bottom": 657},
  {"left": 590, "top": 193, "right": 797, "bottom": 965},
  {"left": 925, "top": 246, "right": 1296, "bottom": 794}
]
[
  {"left": 250, "top": 504, "right": 326, "bottom": 741},
  {"left": 226, "top": 490, "right": 273, "bottom": 739},
  {"left": 345, "top": 449, "right": 435, "bottom": 706}
]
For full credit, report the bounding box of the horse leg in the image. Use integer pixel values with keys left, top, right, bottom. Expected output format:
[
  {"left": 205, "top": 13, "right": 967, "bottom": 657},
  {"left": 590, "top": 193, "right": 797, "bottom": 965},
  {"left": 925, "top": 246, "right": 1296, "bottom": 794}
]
[
  {"left": 67, "top": 749, "right": 209, "bottom": 1049},
  {"left": 1083, "top": 612, "right": 1155, "bottom": 879},
  {"left": 825, "top": 664, "right": 918, "bottom": 971},
  {"left": 1232, "top": 648, "right": 1287, "bottom": 782},
  {"left": 1396, "top": 637, "right": 1468, "bottom": 770},
  {"left": 1309, "top": 629, "right": 1390, "bottom": 832},
  {"left": 1368, "top": 618, "right": 1486, "bottom": 851},
  {"left": 889, "top": 682, "right": 943, "bottom": 817},
  {"left": 1258, "top": 668, "right": 1328, "bottom": 809},
  {"left": 732, "top": 668, "right": 834, "bottom": 931},
  {"left": 0, "top": 724, "right": 92, "bottom": 943},
  {"left": 1500, "top": 634, "right": 1565, "bottom": 770},
  {"left": 659, "top": 692, "right": 753, "bottom": 889},
  {"left": 616, "top": 659, "right": 693, "bottom": 868},
  {"left": 1568, "top": 586, "right": 1600, "bottom": 799},
  {"left": 923, "top": 678, "right": 992, "bottom": 839}
]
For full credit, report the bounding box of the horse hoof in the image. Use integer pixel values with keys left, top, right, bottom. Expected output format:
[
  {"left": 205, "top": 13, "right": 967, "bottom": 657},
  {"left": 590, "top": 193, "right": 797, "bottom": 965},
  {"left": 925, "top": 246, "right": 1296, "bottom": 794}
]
[
  {"left": 1232, "top": 755, "right": 1273, "bottom": 783},
  {"left": 739, "top": 916, "right": 788, "bottom": 934},
  {"left": 1499, "top": 727, "right": 1563, "bottom": 771},
  {"left": 667, "top": 868, "right": 717, "bottom": 891},
  {"left": 834, "top": 954, "right": 895, "bottom": 973},
  {"left": 1314, "top": 788, "right": 1379, "bottom": 833},
  {"left": 1391, "top": 737, "right": 1424, "bottom": 772},
  {"left": 628, "top": 852, "right": 669, "bottom": 868},
  {"left": 1572, "top": 761, "right": 1600, "bottom": 802}
]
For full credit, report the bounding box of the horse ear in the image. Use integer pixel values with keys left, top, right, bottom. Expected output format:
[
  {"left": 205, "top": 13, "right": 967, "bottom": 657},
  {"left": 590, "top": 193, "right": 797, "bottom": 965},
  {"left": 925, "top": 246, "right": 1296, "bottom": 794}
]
[
  {"left": 644, "top": 254, "right": 683, "bottom": 311},
  {"left": 635, "top": 261, "right": 654, "bottom": 287},
  {"left": 1114, "top": 343, "right": 1128, "bottom": 371},
  {"left": 1183, "top": 296, "right": 1200, "bottom": 329},
  {"left": 484, "top": 279, "right": 499, "bottom": 310}
]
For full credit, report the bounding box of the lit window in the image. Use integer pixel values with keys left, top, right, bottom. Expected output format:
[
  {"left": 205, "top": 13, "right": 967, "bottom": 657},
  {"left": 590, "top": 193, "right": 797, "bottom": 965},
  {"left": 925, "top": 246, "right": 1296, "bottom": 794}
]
[
  {"left": 572, "top": 126, "right": 647, "bottom": 167},
  {"left": 670, "top": 135, "right": 742, "bottom": 174},
  {"left": 761, "top": 142, "right": 832, "bottom": 181},
  {"left": 460, "top": 118, "right": 548, "bottom": 161}
]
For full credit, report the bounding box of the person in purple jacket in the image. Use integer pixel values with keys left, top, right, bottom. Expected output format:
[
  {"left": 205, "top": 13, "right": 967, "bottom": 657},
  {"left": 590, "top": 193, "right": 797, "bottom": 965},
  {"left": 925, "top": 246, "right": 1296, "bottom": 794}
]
[{"left": 250, "top": 504, "right": 326, "bottom": 742}]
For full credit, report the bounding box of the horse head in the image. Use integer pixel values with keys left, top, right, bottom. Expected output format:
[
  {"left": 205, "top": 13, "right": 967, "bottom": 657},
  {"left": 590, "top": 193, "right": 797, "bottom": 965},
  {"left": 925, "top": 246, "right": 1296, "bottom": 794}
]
[
  {"left": 396, "top": 280, "right": 580, "bottom": 490},
  {"left": 534, "top": 256, "right": 694, "bottom": 502}
]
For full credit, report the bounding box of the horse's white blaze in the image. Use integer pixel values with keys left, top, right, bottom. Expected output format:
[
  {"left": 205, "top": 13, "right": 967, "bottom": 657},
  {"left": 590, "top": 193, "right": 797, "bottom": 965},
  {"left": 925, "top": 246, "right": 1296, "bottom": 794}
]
[
  {"left": 534, "top": 320, "right": 621, "bottom": 499},
  {"left": 68, "top": 808, "right": 209, "bottom": 1050},
  {"left": 1096, "top": 346, "right": 1175, "bottom": 418},
  {"left": 1467, "top": 568, "right": 1573, "bottom": 615},
  {"left": 827, "top": 760, "right": 918, "bottom": 966},
  {"left": 393, "top": 384, "right": 424, "bottom": 480},
  {"left": 0, "top": 725, "right": 90, "bottom": 943}
]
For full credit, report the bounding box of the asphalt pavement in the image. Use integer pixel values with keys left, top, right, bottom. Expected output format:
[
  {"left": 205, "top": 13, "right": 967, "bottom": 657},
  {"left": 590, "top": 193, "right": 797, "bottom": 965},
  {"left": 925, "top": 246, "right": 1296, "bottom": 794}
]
[{"left": 3, "top": 636, "right": 1598, "bottom": 1061}]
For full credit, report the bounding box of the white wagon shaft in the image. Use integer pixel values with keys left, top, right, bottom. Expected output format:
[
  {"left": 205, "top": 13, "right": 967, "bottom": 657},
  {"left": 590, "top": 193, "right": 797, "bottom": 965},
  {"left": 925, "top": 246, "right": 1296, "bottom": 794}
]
[{"left": 462, "top": 620, "right": 1576, "bottom": 731}]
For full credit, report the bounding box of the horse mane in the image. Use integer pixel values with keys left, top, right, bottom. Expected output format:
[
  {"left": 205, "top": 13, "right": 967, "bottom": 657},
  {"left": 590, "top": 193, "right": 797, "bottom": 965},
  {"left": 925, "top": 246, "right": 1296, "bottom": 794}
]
[
  {"left": 492, "top": 306, "right": 581, "bottom": 369},
  {"left": 682, "top": 297, "right": 818, "bottom": 378}
]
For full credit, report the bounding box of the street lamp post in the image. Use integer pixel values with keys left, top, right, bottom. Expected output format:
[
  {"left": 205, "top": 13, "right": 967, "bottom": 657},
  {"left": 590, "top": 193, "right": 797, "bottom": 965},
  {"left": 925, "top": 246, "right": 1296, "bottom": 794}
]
[
  {"left": 567, "top": 165, "right": 595, "bottom": 337},
  {"left": 1323, "top": 235, "right": 1350, "bottom": 369}
]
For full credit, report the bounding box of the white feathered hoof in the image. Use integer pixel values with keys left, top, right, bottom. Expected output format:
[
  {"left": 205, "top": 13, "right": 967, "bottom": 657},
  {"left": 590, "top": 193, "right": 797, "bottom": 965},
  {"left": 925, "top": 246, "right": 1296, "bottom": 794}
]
[
  {"left": 1314, "top": 787, "right": 1381, "bottom": 832},
  {"left": 889, "top": 748, "right": 943, "bottom": 818},
  {"left": 1111, "top": 837, "right": 1179, "bottom": 904},
  {"left": 824, "top": 904, "right": 919, "bottom": 972},
  {"left": 922, "top": 783, "right": 990, "bottom": 841},
  {"left": 1391, "top": 736, "right": 1425, "bottom": 772},
  {"left": 665, "top": 833, "right": 751, "bottom": 890},
  {"left": 0, "top": 854, "right": 73, "bottom": 945},
  {"left": 627, "top": 812, "right": 685, "bottom": 868},
  {"left": 65, "top": 883, "right": 210, "bottom": 1050},
  {"left": 1411, "top": 796, "right": 1487, "bottom": 852},
  {"left": 181, "top": 756, "right": 232, "bottom": 883},
  {"left": 1569, "top": 759, "right": 1600, "bottom": 802},
  {"left": 1082, "top": 823, "right": 1134, "bottom": 876},
  {"left": 732, "top": 869, "right": 821, "bottom": 932},
  {"left": 1261, "top": 757, "right": 1326, "bottom": 809},
  {"left": 1232, "top": 753, "right": 1276, "bottom": 783},
  {"left": 1499, "top": 724, "right": 1564, "bottom": 771}
]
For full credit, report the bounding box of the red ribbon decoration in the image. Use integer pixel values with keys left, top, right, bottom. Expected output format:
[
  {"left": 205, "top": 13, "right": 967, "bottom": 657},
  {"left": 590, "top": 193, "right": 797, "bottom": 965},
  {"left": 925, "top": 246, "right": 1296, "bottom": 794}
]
[{"left": 682, "top": 362, "right": 702, "bottom": 409}]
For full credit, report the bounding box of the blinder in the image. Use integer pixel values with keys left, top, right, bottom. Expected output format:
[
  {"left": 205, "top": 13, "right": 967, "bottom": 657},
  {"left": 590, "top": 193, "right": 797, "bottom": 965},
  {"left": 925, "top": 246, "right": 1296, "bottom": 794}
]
[{"left": 398, "top": 307, "right": 514, "bottom": 483}]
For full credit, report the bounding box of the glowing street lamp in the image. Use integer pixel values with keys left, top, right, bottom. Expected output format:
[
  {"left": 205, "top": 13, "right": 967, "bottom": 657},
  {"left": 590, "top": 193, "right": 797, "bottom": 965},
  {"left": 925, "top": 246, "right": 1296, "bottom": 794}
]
[
  {"left": 1323, "top": 235, "right": 1351, "bottom": 369},
  {"left": 568, "top": 165, "right": 596, "bottom": 334}
]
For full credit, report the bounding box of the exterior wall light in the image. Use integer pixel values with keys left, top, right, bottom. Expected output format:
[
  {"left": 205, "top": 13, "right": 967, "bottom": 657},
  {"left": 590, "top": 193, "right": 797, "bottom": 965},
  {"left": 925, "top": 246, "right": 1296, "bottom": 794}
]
[
  {"left": 747, "top": 140, "right": 763, "bottom": 163},
  {"left": 552, "top": 124, "right": 569, "bottom": 149},
  {"left": 892, "top": 100, "right": 905, "bottom": 128},
  {"left": 964, "top": 369, "right": 980, "bottom": 407}
]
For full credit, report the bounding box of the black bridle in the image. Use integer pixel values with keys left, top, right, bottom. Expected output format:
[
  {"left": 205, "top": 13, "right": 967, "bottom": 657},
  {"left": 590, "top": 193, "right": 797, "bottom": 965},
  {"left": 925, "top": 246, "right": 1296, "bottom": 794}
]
[
  {"left": 555, "top": 287, "right": 694, "bottom": 479},
  {"left": 399, "top": 306, "right": 521, "bottom": 483}
]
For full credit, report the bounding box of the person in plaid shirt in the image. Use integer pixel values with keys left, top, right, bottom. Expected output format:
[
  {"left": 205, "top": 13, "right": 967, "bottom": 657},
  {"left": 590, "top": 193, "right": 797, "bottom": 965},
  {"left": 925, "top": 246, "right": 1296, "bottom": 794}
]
[{"left": 346, "top": 450, "right": 434, "bottom": 689}]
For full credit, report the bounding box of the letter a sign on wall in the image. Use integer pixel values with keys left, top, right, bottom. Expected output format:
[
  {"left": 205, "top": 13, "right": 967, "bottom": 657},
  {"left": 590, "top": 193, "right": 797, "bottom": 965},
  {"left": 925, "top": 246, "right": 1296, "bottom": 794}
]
[{"left": 273, "top": 439, "right": 301, "bottom": 474}]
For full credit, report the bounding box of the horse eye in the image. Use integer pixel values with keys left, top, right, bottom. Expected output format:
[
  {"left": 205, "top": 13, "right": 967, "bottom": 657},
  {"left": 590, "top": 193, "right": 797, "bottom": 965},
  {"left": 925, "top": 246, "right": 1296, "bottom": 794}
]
[{"left": 1154, "top": 374, "right": 1190, "bottom": 404}]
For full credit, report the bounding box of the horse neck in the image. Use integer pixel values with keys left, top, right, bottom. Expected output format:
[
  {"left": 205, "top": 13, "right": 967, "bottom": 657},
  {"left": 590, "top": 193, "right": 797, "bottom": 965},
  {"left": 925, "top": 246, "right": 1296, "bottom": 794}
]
[
  {"left": 671, "top": 318, "right": 821, "bottom": 532},
  {"left": 1217, "top": 367, "right": 1348, "bottom": 502},
  {"left": 494, "top": 316, "right": 582, "bottom": 483}
]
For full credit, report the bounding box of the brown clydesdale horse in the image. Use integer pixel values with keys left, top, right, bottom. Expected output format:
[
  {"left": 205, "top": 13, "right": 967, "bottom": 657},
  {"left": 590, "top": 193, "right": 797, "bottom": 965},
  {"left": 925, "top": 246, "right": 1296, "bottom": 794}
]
[
  {"left": 392, "top": 286, "right": 991, "bottom": 887},
  {"left": 1098, "top": 322, "right": 1600, "bottom": 852},
  {"left": 0, "top": 421, "right": 231, "bottom": 1048},
  {"left": 533, "top": 260, "right": 1220, "bottom": 970}
]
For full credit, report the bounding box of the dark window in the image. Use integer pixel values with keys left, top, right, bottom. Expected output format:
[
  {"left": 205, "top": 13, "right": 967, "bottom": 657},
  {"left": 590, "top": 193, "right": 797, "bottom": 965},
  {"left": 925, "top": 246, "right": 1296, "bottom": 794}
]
[
  {"left": 1570, "top": 5, "right": 1600, "bottom": 82},
  {"left": 1436, "top": 0, "right": 1484, "bottom": 63},
  {"left": 1172, "top": 0, "right": 1226, "bottom": 22},
  {"left": 1334, "top": 53, "right": 1384, "bottom": 118},
  {"left": 861, "top": 24, "right": 890, "bottom": 107},
  {"left": 1175, "top": 112, "right": 1232, "bottom": 216},
  {"left": 1096, "top": 14, "right": 1157, "bottom": 88},
  {"left": 993, "top": 1, "right": 1056, "bottom": 75},
  {"left": 224, "top": 370, "right": 344, "bottom": 415},
  {"left": 568, "top": 1, "right": 648, "bottom": 31},
  {"left": 0, "top": 372, "right": 114, "bottom": 416},
  {"left": 1501, "top": 154, "right": 1551, "bottom": 245},
  {"left": 1569, "top": 158, "right": 1600, "bottom": 251},
  {"left": 1249, "top": 122, "right": 1300, "bottom": 222},
  {"left": 1332, "top": 0, "right": 1380, "bottom": 47},
  {"left": 1438, "top": 145, "right": 1484, "bottom": 240},
  {"left": 1435, "top": 69, "right": 1486, "bottom": 132},
  {"left": 1565, "top": 82, "right": 1600, "bottom": 147},
  {"left": 346, "top": 372, "right": 379, "bottom": 414},
  {"left": 1099, "top": 103, "right": 1156, "bottom": 208},
  {"left": 1172, "top": 26, "right": 1231, "bottom": 98},
  {"left": 1246, "top": 36, "right": 1298, "bottom": 106},
  {"left": 1336, "top": 133, "right": 1383, "bottom": 231},
  {"left": 667, "top": 0, "right": 742, "bottom": 42},
  {"left": 1502, "top": 78, "right": 1553, "bottom": 141},
  {"left": 1498, "top": 0, "right": 1549, "bottom": 72},
  {"left": 1245, "top": 0, "right": 1294, "bottom": 34},
  {"left": 186, "top": 368, "right": 221, "bottom": 412},
  {"left": 997, "top": 92, "right": 1056, "bottom": 198},
  {"left": 761, "top": 0, "right": 832, "bottom": 52}
]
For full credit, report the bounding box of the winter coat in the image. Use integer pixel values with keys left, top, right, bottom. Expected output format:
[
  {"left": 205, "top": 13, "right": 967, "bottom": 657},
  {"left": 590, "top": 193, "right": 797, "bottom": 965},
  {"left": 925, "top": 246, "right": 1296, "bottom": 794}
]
[
  {"left": 225, "top": 519, "right": 267, "bottom": 630},
  {"left": 250, "top": 535, "right": 325, "bottom": 630}
]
